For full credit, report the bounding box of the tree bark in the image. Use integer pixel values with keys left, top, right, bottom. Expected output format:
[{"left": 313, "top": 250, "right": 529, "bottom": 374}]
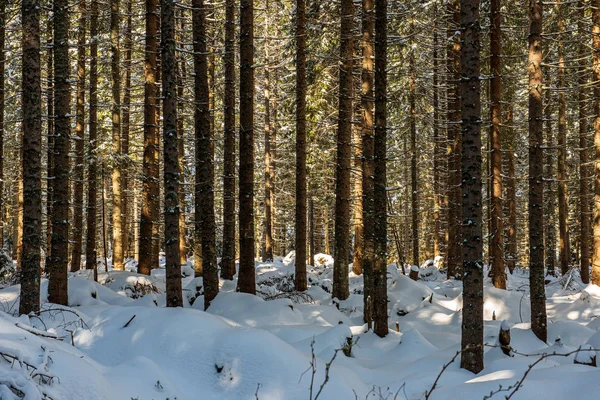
[
  {"left": 505, "top": 102, "right": 517, "bottom": 274},
  {"left": 544, "top": 71, "right": 556, "bottom": 276},
  {"left": 489, "top": 0, "right": 505, "bottom": 289},
  {"left": 373, "top": 0, "right": 388, "bottom": 338},
  {"left": 459, "top": 0, "right": 484, "bottom": 374},
  {"left": 122, "top": 0, "right": 133, "bottom": 260},
  {"left": 528, "top": 0, "right": 548, "bottom": 342},
  {"left": 592, "top": 0, "right": 600, "bottom": 285},
  {"left": 71, "top": 0, "right": 87, "bottom": 271},
  {"left": 446, "top": 0, "right": 462, "bottom": 279},
  {"left": 139, "top": 0, "right": 160, "bottom": 275},
  {"left": 19, "top": 0, "right": 42, "bottom": 314},
  {"left": 238, "top": 0, "right": 256, "bottom": 294},
  {"left": 45, "top": 18, "right": 53, "bottom": 263},
  {"left": 221, "top": 0, "right": 236, "bottom": 280},
  {"left": 193, "top": 0, "right": 218, "bottom": 308},
  {"left": 86, "top": 0, "right": 99, "bottom": 276},
  {"left": 433, "top": 3, "right": 441, "bottom": 259},
  {"left": 361, "top": 0, "right": 375, "bottom": 322},
  {"left": 48, "top": 0, "right": 70, "bottom": 305},
  {"left": 557, "top": 1, "right": 570, "bottom": 276},
  {"left": 333, "top": 0, "right": 354, "bottom": 301},
  {"left": 162, "top": 0, "right": 183, "bottom": 307},
  {"left": 409, "top": 19, "right": 419, "bottom": 267},
  {"left": 0, "top": 0, "right": 5, "bottom": 244},
  {"left": 579, "top": 0, "right": 591, "bottom": 284},
  {"left": 295, "top": 0, "right": 308, "bottom": 290}
]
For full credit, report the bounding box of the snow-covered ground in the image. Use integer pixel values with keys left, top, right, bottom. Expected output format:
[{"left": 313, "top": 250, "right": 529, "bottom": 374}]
[{"left": 1, "top": 254, "right": 599, "bottom": 399}]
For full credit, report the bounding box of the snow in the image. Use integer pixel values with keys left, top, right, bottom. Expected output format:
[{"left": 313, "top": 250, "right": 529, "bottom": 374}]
[{"left": 1, "top": 257, "right": 600, "bottom": 399}]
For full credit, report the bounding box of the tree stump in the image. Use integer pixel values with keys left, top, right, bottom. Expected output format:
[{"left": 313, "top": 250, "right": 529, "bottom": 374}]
[{"left": 499, "top": 320, "right": 511, "bottom": 356}]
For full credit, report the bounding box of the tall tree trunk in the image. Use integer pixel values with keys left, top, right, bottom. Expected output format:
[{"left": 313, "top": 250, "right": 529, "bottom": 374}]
[
  {"left": 432, "top": 3, "right": 441, "bottom": 258},
  {"left": 446, "top": 0, "right": 462, "bottom": 279},
  {"left": 592, "top": 0, "right": 600, "bottom": 285},
  {"left": 162, "top": 0, "right": 183, "bottom": 307},
  {"left": 0, "top": 0, "right": 4, "bottom": 245},
  {"left": 122, "top": 0, "right": 132, "bottom": 260},
  {"left": 111, "top": 0, "right": 124, "bottom": 271},
  {"left": 373, "top": 0, "right": 388, "bottom": 338},
  {"left": 221, "top": 0, "right": 236, "bottom": 280},
  {"left": 544, "top": 73, "right": 556, "bottom": 276},
  {"left": 333, "top": 0, "right": 354, "bottom": 301},
  {"left": 557, "top": 1, "right": 570, "bottom": 276},
  {"left": 579, "top": 0, "right": 591, "bottom": 284},
  {"left": 86, "top": 0, "right": 99, "bottom": 275},
  {"left": 48, "top": 0, "right": 70, "bottom": 305},
  {"left": 139, "top": 0, "right": 160, "bottom": 275},
  {"left": 505, "top": 102, "right": 517, "bottom": 273},
  {"left": 309, "top": 194, "right": 315, "bottom": 266},
  {"left": 295, "top": 0, "right": 308, "bottom": 290},
  {"left": 409, "top": 19, "right": 419, "bottom": 267},
  {"left": 263, "top": 1, "right": 274, "bottom": 263},
  {"left": 460, "top": 0, "right": 484, "bottom": 373},
  {"left": 193, "top": 0, "right": 218, "bottom": 308},
  {"left": 361, "top": 0, "right": 375, "bottom": 324},
  {"left": 46, "top": 19, "right": 53, "bottom": 261},
  {"left": 19, "top": 0, "right": 42, "bottom": 314},
  {"left": 489, "top": 0, "right": 505, "bottom": 288},
  {"left": 71, "top": 0, "right": 86, "bottom": 271},
  {"left": 177, "top": 8, "right": 187, "bottom": 266},
  {"left": 528, "top": 0, "right": 547, "bottom": 342},
  {"left": 238, "top": 0, "right": 256, "bottom": 294}
]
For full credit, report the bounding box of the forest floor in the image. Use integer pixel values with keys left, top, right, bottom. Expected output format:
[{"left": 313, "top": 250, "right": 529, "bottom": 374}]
[{"left": 1, "top": 253, "right": 600, "bottom": 399}]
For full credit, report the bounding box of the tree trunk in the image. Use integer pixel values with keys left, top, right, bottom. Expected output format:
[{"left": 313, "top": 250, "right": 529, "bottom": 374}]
[
  {"left": 489, "top": 0, "right": 505, "bottom": 289},
  {"left": 409, "top": 19, "right": 419, "bottom": 267},
  {"left": 295, "top": 0, "right": 307, "bottom": 290},
  {"left": 86, "top": 0, "right": 99, "bottom": 275},
  {"left": 505, "top": 102, "right": 517, "bottom": 273},
  {"left": 544, "top": 72, "right": 556, "bottom": 277},
  {"left": 139, "top": 0, "right": 160, "bottom": 275},
  {"left": 432, "top": 3, "right": 441, "bottom": 259},
  {"left": 19, "top": 0, "right": 42, "bottom": 314},
  {"left": 110, "top": 0, "right": 124, "bottom": 272},
  {"left": 373, "top": 0, "right": 388, "bottom": 338},
  {"left": 238, "top": 0, "right": 256, "bottom": 294},
  {"left": 579, "top": 0, "right": 591, "bottom": 284},
  {"left": 193, "top": 0, "right": 218, "bottom": 308},
  {"left": 122, "top": 0, "right": 133, "bottom": 261},
  {"left": 263, "top": 1, "right": 274, "bottom": 264},
  {"left": 221, "top": 0, "right": 236, "bottom": 280},
  {"left": 0, "top": 0, "right": 5, "bottom": 245},
  {"left": 528, "top": 0, "right": 547, "bottom": 342},
  {"left": 361, "top": 0, "right": 375, "bottom": 323},
  {"left": 48, "top": 0, "right": 70, "bottom": 305},
  {"left": 71, "top": 0, "right": 86, "bottom": 272},
  {"left": 333, "top": 0, "right": 354, "bottom": 301},
  {"left": 446, "top": 0, "right": 462, "bottom": 279},
  {"left": 460, "top": 0, "right": 484, "bottom": 374},
  {"left": 162, "top": 0, "right": 183, "bottom": 307},
  {"left": 557, "top": 1, "right": 570, "bottom": 276},
  {"left": 176, "top": 7, "right": 187, "bottom": 266},
  {"left": 45, "top": 18, "right": 53, "bottom": 261},
  {"left": 592, "top": 0, "right": 600, "bottom": 285}
]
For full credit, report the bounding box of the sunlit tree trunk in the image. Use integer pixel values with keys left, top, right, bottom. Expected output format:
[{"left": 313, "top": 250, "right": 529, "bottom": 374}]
[{"left": 71, "top": 0, "right": 87, "bottom": 271}]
